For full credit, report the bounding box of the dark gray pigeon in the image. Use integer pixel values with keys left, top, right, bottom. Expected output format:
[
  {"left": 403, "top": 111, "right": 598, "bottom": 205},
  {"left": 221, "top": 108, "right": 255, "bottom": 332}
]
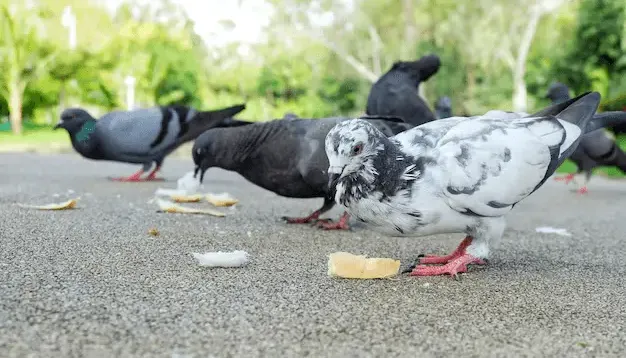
[
  {"left": 55, "top": 104, "right": 247, "bottom": 181},
  {"left": 192, "top": 115, "right": 413, "bottom": 230},
  {"left": 366, "top": 54, "right": 441, "bottom": 126},
  {"left": 546, "top": 82, "right": 626, "bottom": 193},
  {"left": 325, "top": 92, "right": 623, "bottom": 278},
  {"left": 435, "top": 96, "right": 453, "bottom": 119}
]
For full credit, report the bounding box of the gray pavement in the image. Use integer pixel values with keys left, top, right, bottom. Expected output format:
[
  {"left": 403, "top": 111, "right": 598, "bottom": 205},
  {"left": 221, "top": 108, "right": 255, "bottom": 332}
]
[{"left": 1, "top": 153, "right": 626, "bottom": 358}]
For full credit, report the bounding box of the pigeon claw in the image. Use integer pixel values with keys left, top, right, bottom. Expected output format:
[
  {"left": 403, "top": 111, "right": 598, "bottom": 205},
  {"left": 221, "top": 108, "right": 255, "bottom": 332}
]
[
  {"left": 576, "top": 186, "right": 588, "bottom": 195},
  {"left": 282, "top": 212, "right": 320, "bottom": 224},
  {"left": 145, "top": 166, "right": 164, "bottom": 181},
  {"left": 316, "top": 220, "right": 350, "bottom": 230},
  {"left": 409, "top": 254, "right": 483, "bottom": 278},
  {"left": 418, "top": 236, "right": 473, "bottom": 265},
  {"left": 315, "top": 212, "right": 351, "bottom": 231},
  {"left": 109, "top": 169, "right": 146, "bottom": 182}
]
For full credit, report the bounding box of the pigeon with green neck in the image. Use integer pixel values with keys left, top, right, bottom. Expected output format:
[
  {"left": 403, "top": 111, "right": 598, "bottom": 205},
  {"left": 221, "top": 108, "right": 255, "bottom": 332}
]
[{"left": 55, "top": 104, "right": 247, "bottom": 181}]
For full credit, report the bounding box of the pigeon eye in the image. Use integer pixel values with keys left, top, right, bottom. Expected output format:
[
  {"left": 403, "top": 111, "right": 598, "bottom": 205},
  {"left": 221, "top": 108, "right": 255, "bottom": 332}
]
[{"left": 352, "top": 143, "right": 363, "bottom": 156}]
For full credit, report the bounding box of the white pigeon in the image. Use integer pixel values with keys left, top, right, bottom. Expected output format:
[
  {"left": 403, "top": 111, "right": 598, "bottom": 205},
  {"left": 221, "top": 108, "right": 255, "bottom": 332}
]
[{"left": 324, "top": 92, "right": 602, "bottom": 279}]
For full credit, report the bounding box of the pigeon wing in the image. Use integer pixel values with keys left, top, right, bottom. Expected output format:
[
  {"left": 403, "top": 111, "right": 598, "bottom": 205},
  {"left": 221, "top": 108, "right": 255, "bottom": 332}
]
[
  {"left": 426, "top": 116, "right": 580, "bottom": 217},
  {"left": 96, "top": 107, "right": 182, "bottom": 159}
]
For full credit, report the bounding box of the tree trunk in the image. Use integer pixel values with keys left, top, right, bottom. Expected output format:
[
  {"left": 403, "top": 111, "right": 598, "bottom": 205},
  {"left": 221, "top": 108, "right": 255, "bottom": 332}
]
[
  {"left": 467, "top": 67, "right": 476, "bottom": 98},
  {"left": 59, "top": 81, "right": 67, "bottom": 108},
  {"left": 8, "top": 85, "right": 24, "bottom": 135},
  {"left": 512, "top": 7, "right": 542, "bottom": 112},
  {"left": 402, "top": 0, "right": 417, "bottom": 59}
]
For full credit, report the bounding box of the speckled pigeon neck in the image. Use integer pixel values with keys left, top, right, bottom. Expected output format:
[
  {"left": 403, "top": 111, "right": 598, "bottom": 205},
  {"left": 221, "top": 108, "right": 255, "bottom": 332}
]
[{"left": 336, "top": 137, "right": 427, "bottom": 207}]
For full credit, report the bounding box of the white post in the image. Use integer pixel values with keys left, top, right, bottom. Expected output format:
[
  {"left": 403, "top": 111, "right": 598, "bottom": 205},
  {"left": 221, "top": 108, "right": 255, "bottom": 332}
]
[
  {"left": 61, "top": 6, "right": 76, "bottom": 49},
  {"left": 125, "top": 75, "right": 136, "bottom": 110}
]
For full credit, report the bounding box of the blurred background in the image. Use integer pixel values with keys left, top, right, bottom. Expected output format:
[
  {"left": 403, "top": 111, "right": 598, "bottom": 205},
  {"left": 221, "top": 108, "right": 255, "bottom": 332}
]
[{"left": 1, "top": 0, "right": 625, "bottom": 162}]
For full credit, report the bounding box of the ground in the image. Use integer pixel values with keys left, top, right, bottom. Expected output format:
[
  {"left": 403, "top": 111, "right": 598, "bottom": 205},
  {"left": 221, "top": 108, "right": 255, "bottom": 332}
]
[{"left": 1, "top": 153, "right": 626, "bottom": 358}]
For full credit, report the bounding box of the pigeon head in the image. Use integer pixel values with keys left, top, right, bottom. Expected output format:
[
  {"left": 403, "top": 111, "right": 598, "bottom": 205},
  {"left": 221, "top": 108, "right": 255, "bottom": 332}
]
[
  {"left": 325, "top": 119, "right": 388, "bottom": 196},
  {"left": 55, "top": 108, "right": 94, "bottom": 134},
  {"left": 435, "top": 96, "right": 453, "bottom": 119},
  {"left": 545, "top": 82, "right": 571, "bottom": 103},
  {"left": 192, "top": 130, "right": 218, "bottom": 184},
  {"left": 390, "top": 54, "right": 441, "bottom": 85}
]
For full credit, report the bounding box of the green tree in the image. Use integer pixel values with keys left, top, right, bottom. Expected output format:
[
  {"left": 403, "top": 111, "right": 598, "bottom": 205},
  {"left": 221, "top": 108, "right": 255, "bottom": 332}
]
[
  {"left": 0, "top": 4, "right": 57, "bottom": 134},
  {"left": 553, "top": 0, "right": 626, "bottom": 98}
]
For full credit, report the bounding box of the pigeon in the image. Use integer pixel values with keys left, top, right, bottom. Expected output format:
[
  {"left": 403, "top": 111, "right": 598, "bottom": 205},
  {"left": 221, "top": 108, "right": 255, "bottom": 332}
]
[
  {"left": 192, "top": 115, "right": 413, "bottom": 230},
  {"left": 366, "top": 54, "right": 441, "bottom": 126},
  {"left": 282, "top": 112, "right": 299, "bottom": 120},
  {"left": 546, "top": 82, "right": 626, "bottom": 194},
  {"left": 435, "top": 96, "right": 453, "bottom": 119},
  {"left": 324, "top": 91, "right": 624, "bottom": 278},
  {"left": 54, "top": 103, "right": 247, "bottom": 181}
]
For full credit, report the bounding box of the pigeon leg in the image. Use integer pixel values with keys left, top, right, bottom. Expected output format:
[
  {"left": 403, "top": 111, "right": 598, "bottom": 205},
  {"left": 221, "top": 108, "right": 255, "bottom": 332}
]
[
  {"left": 282, "top": 197, "right": 334, "bottom": 224},
  {"left": 145, "top": 165, "right": 165, "bottom": 181},
  {"left": 409, "top": 253, "right": 484, "bottom": 279},
  {"left": 417, "top": 236, "right": 474, "bottom": 265},
  {"left": 316, "top": 211, "right": 350, "bottom": 230},
  {"left": 109, "top": 169, "right": 145, "bottom": 182},
  {"left": 554, "top": 173, "right": 574, "bottom": 184}
]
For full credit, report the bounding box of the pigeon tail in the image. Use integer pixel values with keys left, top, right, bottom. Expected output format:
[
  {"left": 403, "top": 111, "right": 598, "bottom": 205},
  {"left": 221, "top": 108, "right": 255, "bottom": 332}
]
[
  {"left": 552, "top": 92, "right": 601, "bottom": 165},
  {"left": 219, "top": 117, "right": 255, "bottom": 128},
  {"left": 177, "top": 104, "right": 247, "bottom": 144},
  {"left": 583, "top": 112, "right": 626, "bottom": 134}
]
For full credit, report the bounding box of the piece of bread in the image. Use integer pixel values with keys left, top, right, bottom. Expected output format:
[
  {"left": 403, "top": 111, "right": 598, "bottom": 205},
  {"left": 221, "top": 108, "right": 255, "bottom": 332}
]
[
  {"left": 17, "top": 198, "right": 78, "bottom": 210},
  {"left": 206, "top": 193, "right": 238, "bottom": 207},
  {"left": 156, "top": 198, "right": 225, "bottom": 217},
  {"left": 170, "top": 194, "right": 204, "bottom": 203},
  {"left": 327, "top": 252, "right": 401, "bottom": 279}
]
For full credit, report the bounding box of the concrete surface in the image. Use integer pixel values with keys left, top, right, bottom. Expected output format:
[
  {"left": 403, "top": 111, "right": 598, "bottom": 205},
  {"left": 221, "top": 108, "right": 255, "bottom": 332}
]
[{"left": 1, "top": 153, "right": 626, "bottom": 358}]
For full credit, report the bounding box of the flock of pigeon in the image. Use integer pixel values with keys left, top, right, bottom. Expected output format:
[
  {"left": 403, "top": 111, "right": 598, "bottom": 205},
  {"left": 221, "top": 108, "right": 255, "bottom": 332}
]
[{"left": 54, "top": 54, "right": 626, "bottom": 278}]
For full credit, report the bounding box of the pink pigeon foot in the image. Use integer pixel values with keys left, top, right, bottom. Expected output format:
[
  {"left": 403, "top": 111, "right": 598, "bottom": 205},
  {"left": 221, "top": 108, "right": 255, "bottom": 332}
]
[
  {"left": 109, "top": 170, "right": 145, "bottom": 182},
  {"left": 576, "top": 186, "right": 588, "bottom": 194},
  {"left": 282, "top": 210, "right": 322, "bottom": 224},
  {"left": 316, "top": 212, "right": 350, "bottom": 230},
  {"left": 145, "top": 166, "right": 165, "bottom": 181},
  {"left": 554, "top": 173, "right": 574, "bottom": 184},
  {"left": 410, "top": 253, "right": 485, "bottom": 279},
  {"left": 418, "top": 236, "right": 474, "bottom": 265}
]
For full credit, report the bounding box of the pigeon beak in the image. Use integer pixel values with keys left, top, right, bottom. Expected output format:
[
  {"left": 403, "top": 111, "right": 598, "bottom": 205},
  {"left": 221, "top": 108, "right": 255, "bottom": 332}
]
[
  {"left": 327, "top": 173, "right": 341, "bottom": 192},
  {"left": 193, "top": 165, "right": 200, "bottom": 178},
  {"left": 199, "top": 167, "right": 207, "bottom": 184},
  {"left": 53, "top": 122, "right": 62, "bottom": 130}
]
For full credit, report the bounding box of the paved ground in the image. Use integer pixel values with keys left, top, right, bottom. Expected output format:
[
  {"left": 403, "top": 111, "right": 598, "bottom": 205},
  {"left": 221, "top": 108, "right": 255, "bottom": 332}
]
[{"left": 1, "top": 153, "right": 626, "bottom": 358}]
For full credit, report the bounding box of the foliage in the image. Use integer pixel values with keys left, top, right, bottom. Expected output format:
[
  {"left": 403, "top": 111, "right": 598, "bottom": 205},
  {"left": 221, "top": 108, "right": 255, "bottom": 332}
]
[
  {"left": 1, "top": 0, "right": 626, "bottom": 135},
  {"left": 552, "top": 0, "right": 626, "bottom": 99}
]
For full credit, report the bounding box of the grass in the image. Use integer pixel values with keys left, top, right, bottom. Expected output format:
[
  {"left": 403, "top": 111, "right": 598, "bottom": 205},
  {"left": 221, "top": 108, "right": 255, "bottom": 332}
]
[
  {"left": 0, "top": 128, "right": 70, "bottom": 153},
  {"left": 555, "top": 134, "right": 626, "bottom": 178}
]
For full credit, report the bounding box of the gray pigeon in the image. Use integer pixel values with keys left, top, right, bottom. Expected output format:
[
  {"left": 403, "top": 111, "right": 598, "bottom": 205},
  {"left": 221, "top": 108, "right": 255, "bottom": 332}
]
[
  {"left": 366, "top": 54, "right": 441, "bottom": 126},
  {"left": 546, "top": 82, "right": 626, "bottom": 193},
  {"left": 282, "top": 112, "right": 299, "bottom": 120},
  {"left": 55, "top": 104, "right": 247, "bottom": 181},
  {"left": 325, "top": 92, "right": 625, "bottom": 278},
  {"left": 192, "top": 115, "right": 413, "bottom": 230},
  {"left": 435, "top": 96, "right": 453, "bottom": 119}
]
